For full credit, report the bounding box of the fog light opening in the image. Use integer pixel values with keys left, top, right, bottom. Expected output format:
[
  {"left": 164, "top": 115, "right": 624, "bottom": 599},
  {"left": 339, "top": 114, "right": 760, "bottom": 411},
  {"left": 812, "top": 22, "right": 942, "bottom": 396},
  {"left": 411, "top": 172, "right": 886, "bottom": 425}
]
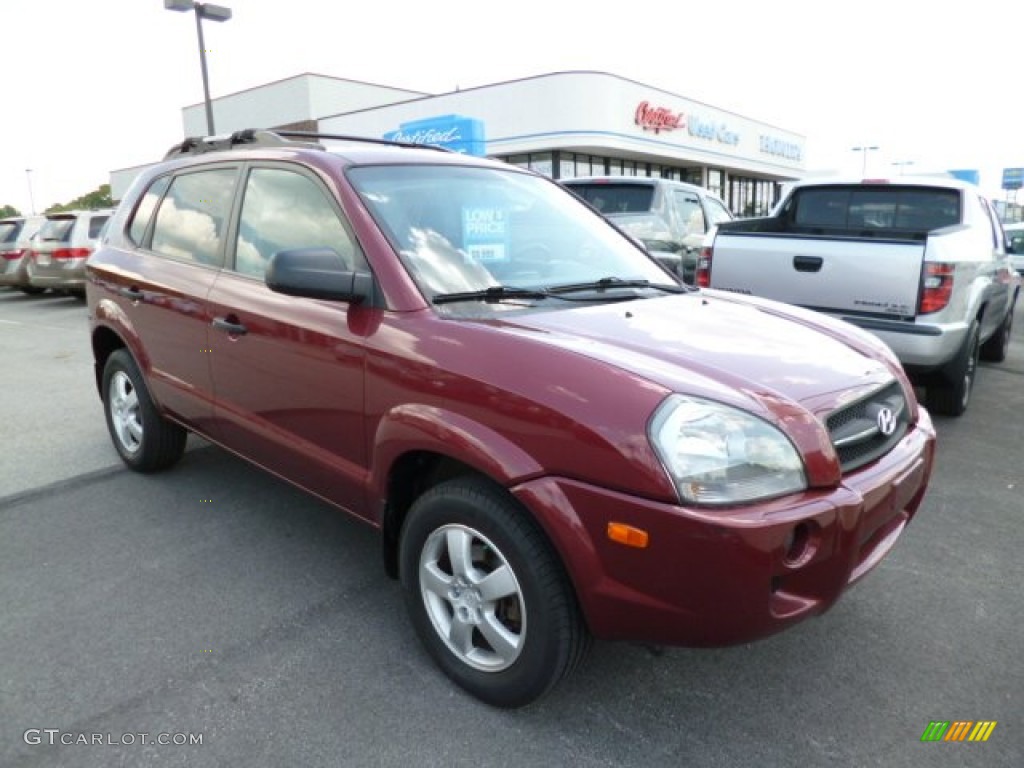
[{"left": 783, "top": 522, "right": 811, "bottom": 566}]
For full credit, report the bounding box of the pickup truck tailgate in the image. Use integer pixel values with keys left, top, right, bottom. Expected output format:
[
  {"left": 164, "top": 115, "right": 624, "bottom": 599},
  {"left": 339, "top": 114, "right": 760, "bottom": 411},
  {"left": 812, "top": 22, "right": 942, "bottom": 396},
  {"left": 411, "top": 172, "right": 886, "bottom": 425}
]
[{"left": 710, "top": 234, "right": 925, "bottom": 319}]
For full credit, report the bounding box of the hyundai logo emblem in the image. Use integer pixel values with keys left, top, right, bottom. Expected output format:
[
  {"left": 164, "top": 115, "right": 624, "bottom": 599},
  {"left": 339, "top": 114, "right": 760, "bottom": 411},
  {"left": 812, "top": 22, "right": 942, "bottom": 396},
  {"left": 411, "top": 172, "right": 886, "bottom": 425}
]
[{"left": 876, "top": 407, "right": 897, "bottom": 436}]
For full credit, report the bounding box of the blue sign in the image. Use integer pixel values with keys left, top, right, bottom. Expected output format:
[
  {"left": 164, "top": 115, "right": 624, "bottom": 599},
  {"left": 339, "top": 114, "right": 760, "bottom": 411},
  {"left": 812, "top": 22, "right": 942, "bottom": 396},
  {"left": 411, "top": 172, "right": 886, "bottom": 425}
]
[
  {"left": 1001, "top": 167, "right": 1024, "bottom": 190},
  {"left": 384, "top": 114, "right": 486, "bottom": 156},
  {"left": 948, "top": 169, "right": 980, "bottom": 186}
]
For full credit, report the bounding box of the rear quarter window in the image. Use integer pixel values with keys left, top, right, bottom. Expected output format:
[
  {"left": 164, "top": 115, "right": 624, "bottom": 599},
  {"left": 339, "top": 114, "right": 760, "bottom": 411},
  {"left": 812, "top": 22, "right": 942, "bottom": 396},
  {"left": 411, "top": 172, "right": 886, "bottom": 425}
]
[
  {"left": 0, "top": 221, "right": 22, "bottom": 243},
  {"left": 88, "top": 215, "right": 110, "bottom": 239}
]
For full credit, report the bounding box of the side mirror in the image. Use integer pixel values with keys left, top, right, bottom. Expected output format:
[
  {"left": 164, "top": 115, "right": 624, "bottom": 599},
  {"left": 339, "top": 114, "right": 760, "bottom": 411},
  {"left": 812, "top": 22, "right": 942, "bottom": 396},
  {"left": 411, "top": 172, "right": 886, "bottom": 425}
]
[{"left": 266, "top": 248, "right": 374, "bottom": 304}]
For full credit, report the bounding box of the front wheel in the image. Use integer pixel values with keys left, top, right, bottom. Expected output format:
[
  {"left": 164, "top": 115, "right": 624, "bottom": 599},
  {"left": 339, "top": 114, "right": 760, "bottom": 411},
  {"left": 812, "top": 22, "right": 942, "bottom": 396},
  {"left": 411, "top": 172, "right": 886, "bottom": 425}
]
[
  {"left": 399, "top": 476, "right": 589, "bottom": 708},
  {"left": 101, "top": 349, "right": 187, "bottom": 471}
]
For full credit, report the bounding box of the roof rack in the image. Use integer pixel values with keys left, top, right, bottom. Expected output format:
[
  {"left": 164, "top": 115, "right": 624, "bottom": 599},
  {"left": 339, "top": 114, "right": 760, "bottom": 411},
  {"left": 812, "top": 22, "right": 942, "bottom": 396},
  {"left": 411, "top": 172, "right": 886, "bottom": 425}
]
[
  {"left": 163, "top": 128, "right": 453, "bottom": 159},
  {"left": 162, "top": 129, "right": 321, "bottom": 159}
]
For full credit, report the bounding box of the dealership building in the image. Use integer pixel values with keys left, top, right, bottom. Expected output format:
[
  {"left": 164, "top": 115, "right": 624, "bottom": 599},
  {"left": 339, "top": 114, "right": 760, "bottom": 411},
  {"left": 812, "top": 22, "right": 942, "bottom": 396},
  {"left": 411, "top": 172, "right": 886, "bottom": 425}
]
[{"left": 112, "top": 70, "right": 806, "bottom": 216}]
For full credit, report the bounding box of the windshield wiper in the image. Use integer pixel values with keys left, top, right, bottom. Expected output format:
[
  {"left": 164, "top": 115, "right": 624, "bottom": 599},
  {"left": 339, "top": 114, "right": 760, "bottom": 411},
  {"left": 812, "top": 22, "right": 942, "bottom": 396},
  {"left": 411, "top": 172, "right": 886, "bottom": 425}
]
[
  {"left": 432, "top": 285, "right": 556, "bottom": 305},
  {"left": 545, "top": 277, "right": 689, "bottom": 295}
]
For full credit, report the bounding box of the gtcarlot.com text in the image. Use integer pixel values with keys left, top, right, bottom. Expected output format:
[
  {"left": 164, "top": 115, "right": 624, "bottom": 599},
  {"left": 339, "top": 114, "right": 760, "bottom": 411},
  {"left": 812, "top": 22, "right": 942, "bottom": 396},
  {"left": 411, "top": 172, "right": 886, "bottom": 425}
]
[{"left": 23, "top": 729, "right": 203, "bottom": 746}]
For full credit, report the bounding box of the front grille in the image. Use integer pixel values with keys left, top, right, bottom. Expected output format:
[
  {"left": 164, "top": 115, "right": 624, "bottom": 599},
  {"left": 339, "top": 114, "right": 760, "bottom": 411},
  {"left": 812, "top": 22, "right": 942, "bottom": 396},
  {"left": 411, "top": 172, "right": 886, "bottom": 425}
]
[{"left": 826, "top": 380, "right": 909, "bottom": 474}]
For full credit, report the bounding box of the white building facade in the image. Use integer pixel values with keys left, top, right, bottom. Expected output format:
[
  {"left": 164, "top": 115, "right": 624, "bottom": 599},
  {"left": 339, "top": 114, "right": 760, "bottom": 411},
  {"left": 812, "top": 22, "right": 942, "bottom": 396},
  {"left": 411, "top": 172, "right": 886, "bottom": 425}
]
[{"left": 114, "top": 71, "right": 805, "bottom": 216}]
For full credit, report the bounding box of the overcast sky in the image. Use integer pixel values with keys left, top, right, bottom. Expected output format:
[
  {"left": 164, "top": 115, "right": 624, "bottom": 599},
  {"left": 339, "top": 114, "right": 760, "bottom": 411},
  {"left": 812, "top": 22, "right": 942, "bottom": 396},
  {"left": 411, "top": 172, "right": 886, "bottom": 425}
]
[{"left": 3, "top": 0, "right": 1022, "bottom": 213}]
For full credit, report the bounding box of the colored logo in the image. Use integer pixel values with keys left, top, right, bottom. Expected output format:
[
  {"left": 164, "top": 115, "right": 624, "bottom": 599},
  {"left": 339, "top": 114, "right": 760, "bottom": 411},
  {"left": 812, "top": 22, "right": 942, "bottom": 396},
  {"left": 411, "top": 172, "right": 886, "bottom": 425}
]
[
  {"left": 920, "top": 721, "right": 997, "bottom": 742},
  {"left": 383, "top": 115, "right": 486, "bottom": 156}
]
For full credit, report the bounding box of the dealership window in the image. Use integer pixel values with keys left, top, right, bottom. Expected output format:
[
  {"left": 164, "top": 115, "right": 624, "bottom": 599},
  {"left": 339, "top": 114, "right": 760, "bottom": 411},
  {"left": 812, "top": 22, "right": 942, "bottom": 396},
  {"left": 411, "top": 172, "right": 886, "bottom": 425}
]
[{"left": 707, "top": 169, "right": 724, "bottom": 200}]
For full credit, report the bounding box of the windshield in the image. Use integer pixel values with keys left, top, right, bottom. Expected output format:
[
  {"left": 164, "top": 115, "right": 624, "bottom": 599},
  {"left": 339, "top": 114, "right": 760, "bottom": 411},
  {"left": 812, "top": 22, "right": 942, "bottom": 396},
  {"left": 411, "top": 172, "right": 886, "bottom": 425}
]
[{"left": 348, "top": 164, "right": 672, "bottom": 314}]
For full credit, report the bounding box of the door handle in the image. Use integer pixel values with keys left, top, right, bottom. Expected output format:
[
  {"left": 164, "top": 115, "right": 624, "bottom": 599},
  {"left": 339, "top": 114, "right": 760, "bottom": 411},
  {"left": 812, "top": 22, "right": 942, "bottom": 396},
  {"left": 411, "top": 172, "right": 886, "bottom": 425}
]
[
  {"left": 119, "top": 286, "right": 143, "bottom": 301},
  {"left": 793, "top": 255, "right": 823, "bottom": 272},
  {"left": 212, "top": 316, "right": 248, "bottom": 336}
]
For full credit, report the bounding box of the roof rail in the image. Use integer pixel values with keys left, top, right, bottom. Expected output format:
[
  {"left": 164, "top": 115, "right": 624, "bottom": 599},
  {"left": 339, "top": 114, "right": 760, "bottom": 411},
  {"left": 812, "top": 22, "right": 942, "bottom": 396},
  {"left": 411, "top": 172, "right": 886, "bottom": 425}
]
[
  {"left": 275, "top": 130, "right": 453, "bottom": 153},
  {"left": 162, "top": 128, "right": 454, "bottom": 159},
  {"left": 162, "top": 129, "right": 323, "bottom": 159}
]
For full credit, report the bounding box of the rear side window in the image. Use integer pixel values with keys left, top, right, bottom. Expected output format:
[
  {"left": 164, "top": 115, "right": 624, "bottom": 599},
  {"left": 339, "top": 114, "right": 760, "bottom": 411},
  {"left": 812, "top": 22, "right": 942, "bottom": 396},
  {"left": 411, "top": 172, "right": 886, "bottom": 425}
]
[
  {"left": 150, "top": 169, "right": 237, "bottom": 266},
  {"left": 39, "top": 217, "right": 75, "bottom": 243},
  {"left": 88, "top": 215, "right": 110, "bottom": 239},
  {"left": 793, "top": 186, "right": 961, "bottom": 232},
  {"left": 567, "top": 183, "right": 655, "bottom": 214},
  {"left": 673, "top": 189, "right": 706, "bottom": 234},
  {"left": 0, "top": 221, "right": 21, "bottom": 244},
  {"left": 129, "top": 176, "right": 172, "bottom": 244}
]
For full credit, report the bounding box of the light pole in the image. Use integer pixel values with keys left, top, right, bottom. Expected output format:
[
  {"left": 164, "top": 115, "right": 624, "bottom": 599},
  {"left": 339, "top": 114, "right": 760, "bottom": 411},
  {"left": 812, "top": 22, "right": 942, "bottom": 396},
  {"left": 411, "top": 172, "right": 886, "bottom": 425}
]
[
  {"left": 891, "top": 160, "right": 915, "bottom": 176},
  {"left": 851, "top": 145, "right": 879, "bottom": 176},
  {"left": 164, "top": 0, "right": 232, "bottom": 136},
  {"left": 25, "top": 169, "right": 35, "bottom": 215}
]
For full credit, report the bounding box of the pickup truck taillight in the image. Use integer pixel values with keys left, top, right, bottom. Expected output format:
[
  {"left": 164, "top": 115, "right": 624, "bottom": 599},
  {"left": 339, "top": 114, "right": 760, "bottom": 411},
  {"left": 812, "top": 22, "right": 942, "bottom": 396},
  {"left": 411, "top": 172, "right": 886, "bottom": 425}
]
[
  {"left": 696, "top": 246, "right": 713, "bottom": 287},
  {"left": 919, "top": 263, "right": 955, "bottom": 314}
]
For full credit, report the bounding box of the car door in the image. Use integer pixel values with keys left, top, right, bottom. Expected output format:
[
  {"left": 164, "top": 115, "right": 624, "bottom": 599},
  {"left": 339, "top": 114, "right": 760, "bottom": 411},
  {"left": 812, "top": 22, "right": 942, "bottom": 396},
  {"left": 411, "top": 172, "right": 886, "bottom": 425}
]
[
  {"left": 113, "top": 167, "right": 239, "bottom": 430},
  {"left": 977, "top": 195, "right": 1012, "bottom": 338},
  {"left": 206, "top": 163, "right": 370, "bottom": 517}
]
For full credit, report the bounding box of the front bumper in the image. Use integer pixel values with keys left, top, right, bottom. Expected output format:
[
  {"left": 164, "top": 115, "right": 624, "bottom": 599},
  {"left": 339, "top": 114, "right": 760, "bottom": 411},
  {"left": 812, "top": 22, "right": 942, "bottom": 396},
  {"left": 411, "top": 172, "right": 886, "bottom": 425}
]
[{"left": 512, "top": 409, "right": 936, "bottom": 647}]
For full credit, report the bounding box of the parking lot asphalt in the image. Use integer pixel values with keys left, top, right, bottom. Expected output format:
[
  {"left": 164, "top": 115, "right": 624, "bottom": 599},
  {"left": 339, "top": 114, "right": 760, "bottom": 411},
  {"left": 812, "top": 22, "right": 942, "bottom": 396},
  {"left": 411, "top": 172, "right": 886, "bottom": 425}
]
[{"left": 1, "top": 288, "right": 1021, "bottom": 767}]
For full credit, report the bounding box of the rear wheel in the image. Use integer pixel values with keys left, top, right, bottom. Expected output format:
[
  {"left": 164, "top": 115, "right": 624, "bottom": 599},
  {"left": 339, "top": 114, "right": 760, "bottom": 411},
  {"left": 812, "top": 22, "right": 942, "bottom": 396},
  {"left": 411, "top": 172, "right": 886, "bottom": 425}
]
[
  {"left": 926, "top": 321, "right": 980, "bottom": 417},
  {"left": 399, "top": 476, "right": 589, "bottom": 708},
  {"left": 101, "top": 349, "right": 187, "bottom": 471},
  {"left": 979, "top": 303, "right": 1014, "bottom": 362},
  {"left": 19, "top": 286, "right": 45, "bottom": 295}
]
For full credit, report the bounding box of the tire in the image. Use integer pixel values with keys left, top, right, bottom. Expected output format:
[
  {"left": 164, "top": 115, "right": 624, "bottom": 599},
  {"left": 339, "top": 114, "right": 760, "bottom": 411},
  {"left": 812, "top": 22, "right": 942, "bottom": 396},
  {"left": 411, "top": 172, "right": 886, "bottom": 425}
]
[
  {"left": 926, "top": 321, "right": 980, "bottom": 417},
  {"left": 399, "top": 476, "right": 589, "bottom": 708},
  {"left": 101, "top": 349, "right": 187, "bottom": 472},
  {"left": 979, "top": 302, "right": 1014, "bottom": 363},
  {"left": 19, "top": 285, "right": 45, "bottom": 295}
]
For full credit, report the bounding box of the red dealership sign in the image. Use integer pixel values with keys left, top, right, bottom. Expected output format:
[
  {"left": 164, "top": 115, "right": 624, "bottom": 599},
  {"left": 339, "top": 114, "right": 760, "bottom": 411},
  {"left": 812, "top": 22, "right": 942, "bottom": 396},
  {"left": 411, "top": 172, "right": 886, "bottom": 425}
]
[{"left": 634, "top": 101, "right": 685, "bottom": 133}]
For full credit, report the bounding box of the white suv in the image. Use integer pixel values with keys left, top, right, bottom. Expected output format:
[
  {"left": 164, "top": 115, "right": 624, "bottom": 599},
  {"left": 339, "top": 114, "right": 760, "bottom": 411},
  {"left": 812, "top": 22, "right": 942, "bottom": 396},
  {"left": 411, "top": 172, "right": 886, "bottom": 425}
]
[
  {"left": 562, "top": 176, "right": 733, "bottom": 283},
  {"left": 27, "top": 209, "right": 113, "bottom": 296},
  {"left": 0, "top": 215, "right": 47, "bottom": 294}
]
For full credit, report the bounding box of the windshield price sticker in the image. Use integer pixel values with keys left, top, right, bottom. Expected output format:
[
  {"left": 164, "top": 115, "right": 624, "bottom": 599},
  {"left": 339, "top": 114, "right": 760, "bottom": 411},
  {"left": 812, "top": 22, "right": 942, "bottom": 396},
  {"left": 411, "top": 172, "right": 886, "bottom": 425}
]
[{"left": 462, "top": 207, "right": 509, "bottom": 263}]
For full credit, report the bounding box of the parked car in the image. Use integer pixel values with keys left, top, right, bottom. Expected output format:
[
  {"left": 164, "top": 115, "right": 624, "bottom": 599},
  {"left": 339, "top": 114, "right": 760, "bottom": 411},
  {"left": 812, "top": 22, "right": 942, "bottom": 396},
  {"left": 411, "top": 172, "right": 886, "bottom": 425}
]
[
  {"left": 87, "top": 130, "right": 935, "bottom": 708},
  {"left": 701, "top": 177, "right": 1019, "bottom": 417},
  {"left": 1004, "top": 221, "right": 1024, "bottom": 275},
  {"left": 0, "top": 215, "right": 46, "bottom": 293},
  {"left": 562, "top": 176, "right": 733, "bottom": 283},
  {"left": 27, "top": 209, "right": 113, "bottom": 296}
]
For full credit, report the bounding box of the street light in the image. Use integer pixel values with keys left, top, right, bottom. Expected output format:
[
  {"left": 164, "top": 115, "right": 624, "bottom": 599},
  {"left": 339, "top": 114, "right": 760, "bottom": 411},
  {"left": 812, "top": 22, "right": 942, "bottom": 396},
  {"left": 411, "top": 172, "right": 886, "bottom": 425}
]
[
  {"left": 25, "top": 169, "right": 35, "bottom": 215},
  {"left": 891, "top": 160, "right": 915, "bottom": 176},
  {"left": 164, "top": 0, "right": 232, "bottom": 136},
  {"left": 851, "top": 145, "right": 879, "bottom": 176}
]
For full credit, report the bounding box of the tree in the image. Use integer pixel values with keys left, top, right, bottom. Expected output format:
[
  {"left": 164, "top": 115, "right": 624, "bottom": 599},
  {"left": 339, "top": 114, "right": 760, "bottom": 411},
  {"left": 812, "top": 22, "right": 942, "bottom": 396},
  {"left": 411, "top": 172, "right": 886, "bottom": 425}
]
[
  {"left": 0, "top": 204, "right": 21, "bottom": 218},
  {"left": 45, "top": 184, "right": 113, "bottom": 213}
]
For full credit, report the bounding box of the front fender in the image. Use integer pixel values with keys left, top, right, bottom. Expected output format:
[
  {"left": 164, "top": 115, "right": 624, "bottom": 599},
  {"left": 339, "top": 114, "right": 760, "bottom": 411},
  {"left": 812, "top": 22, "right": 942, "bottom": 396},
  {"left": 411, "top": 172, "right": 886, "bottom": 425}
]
[{"left": 369, "top": 403, "right": 545, "bottom": 503}]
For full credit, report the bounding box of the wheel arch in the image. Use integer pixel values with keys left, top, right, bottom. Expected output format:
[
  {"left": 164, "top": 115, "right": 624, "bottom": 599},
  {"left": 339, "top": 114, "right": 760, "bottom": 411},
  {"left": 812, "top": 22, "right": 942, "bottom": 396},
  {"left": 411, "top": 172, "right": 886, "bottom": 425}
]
[{"left": 373, "top": 404, "right": 546, "bottom": 579}]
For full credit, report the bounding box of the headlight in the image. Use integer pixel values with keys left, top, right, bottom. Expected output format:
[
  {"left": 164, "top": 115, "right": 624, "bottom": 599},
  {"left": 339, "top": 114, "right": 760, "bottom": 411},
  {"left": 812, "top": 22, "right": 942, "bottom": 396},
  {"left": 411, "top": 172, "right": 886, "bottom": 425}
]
[{"left": 649, "top": 395, "right": 806, "bottom": 505}]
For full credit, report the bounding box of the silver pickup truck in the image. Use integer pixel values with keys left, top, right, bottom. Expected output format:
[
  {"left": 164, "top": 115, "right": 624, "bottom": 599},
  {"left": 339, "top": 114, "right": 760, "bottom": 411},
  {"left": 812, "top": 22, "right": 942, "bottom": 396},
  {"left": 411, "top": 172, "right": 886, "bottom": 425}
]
[{"left": 699, "top": 176, "right": 1019, "bottom": 416}]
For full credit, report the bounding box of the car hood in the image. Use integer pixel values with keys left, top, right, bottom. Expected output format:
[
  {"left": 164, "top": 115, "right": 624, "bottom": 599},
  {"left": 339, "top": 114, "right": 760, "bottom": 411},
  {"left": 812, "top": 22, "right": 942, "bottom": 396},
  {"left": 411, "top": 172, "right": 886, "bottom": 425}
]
[{"left": 486, "top": 290, "right": 895, "bottom": 412}]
